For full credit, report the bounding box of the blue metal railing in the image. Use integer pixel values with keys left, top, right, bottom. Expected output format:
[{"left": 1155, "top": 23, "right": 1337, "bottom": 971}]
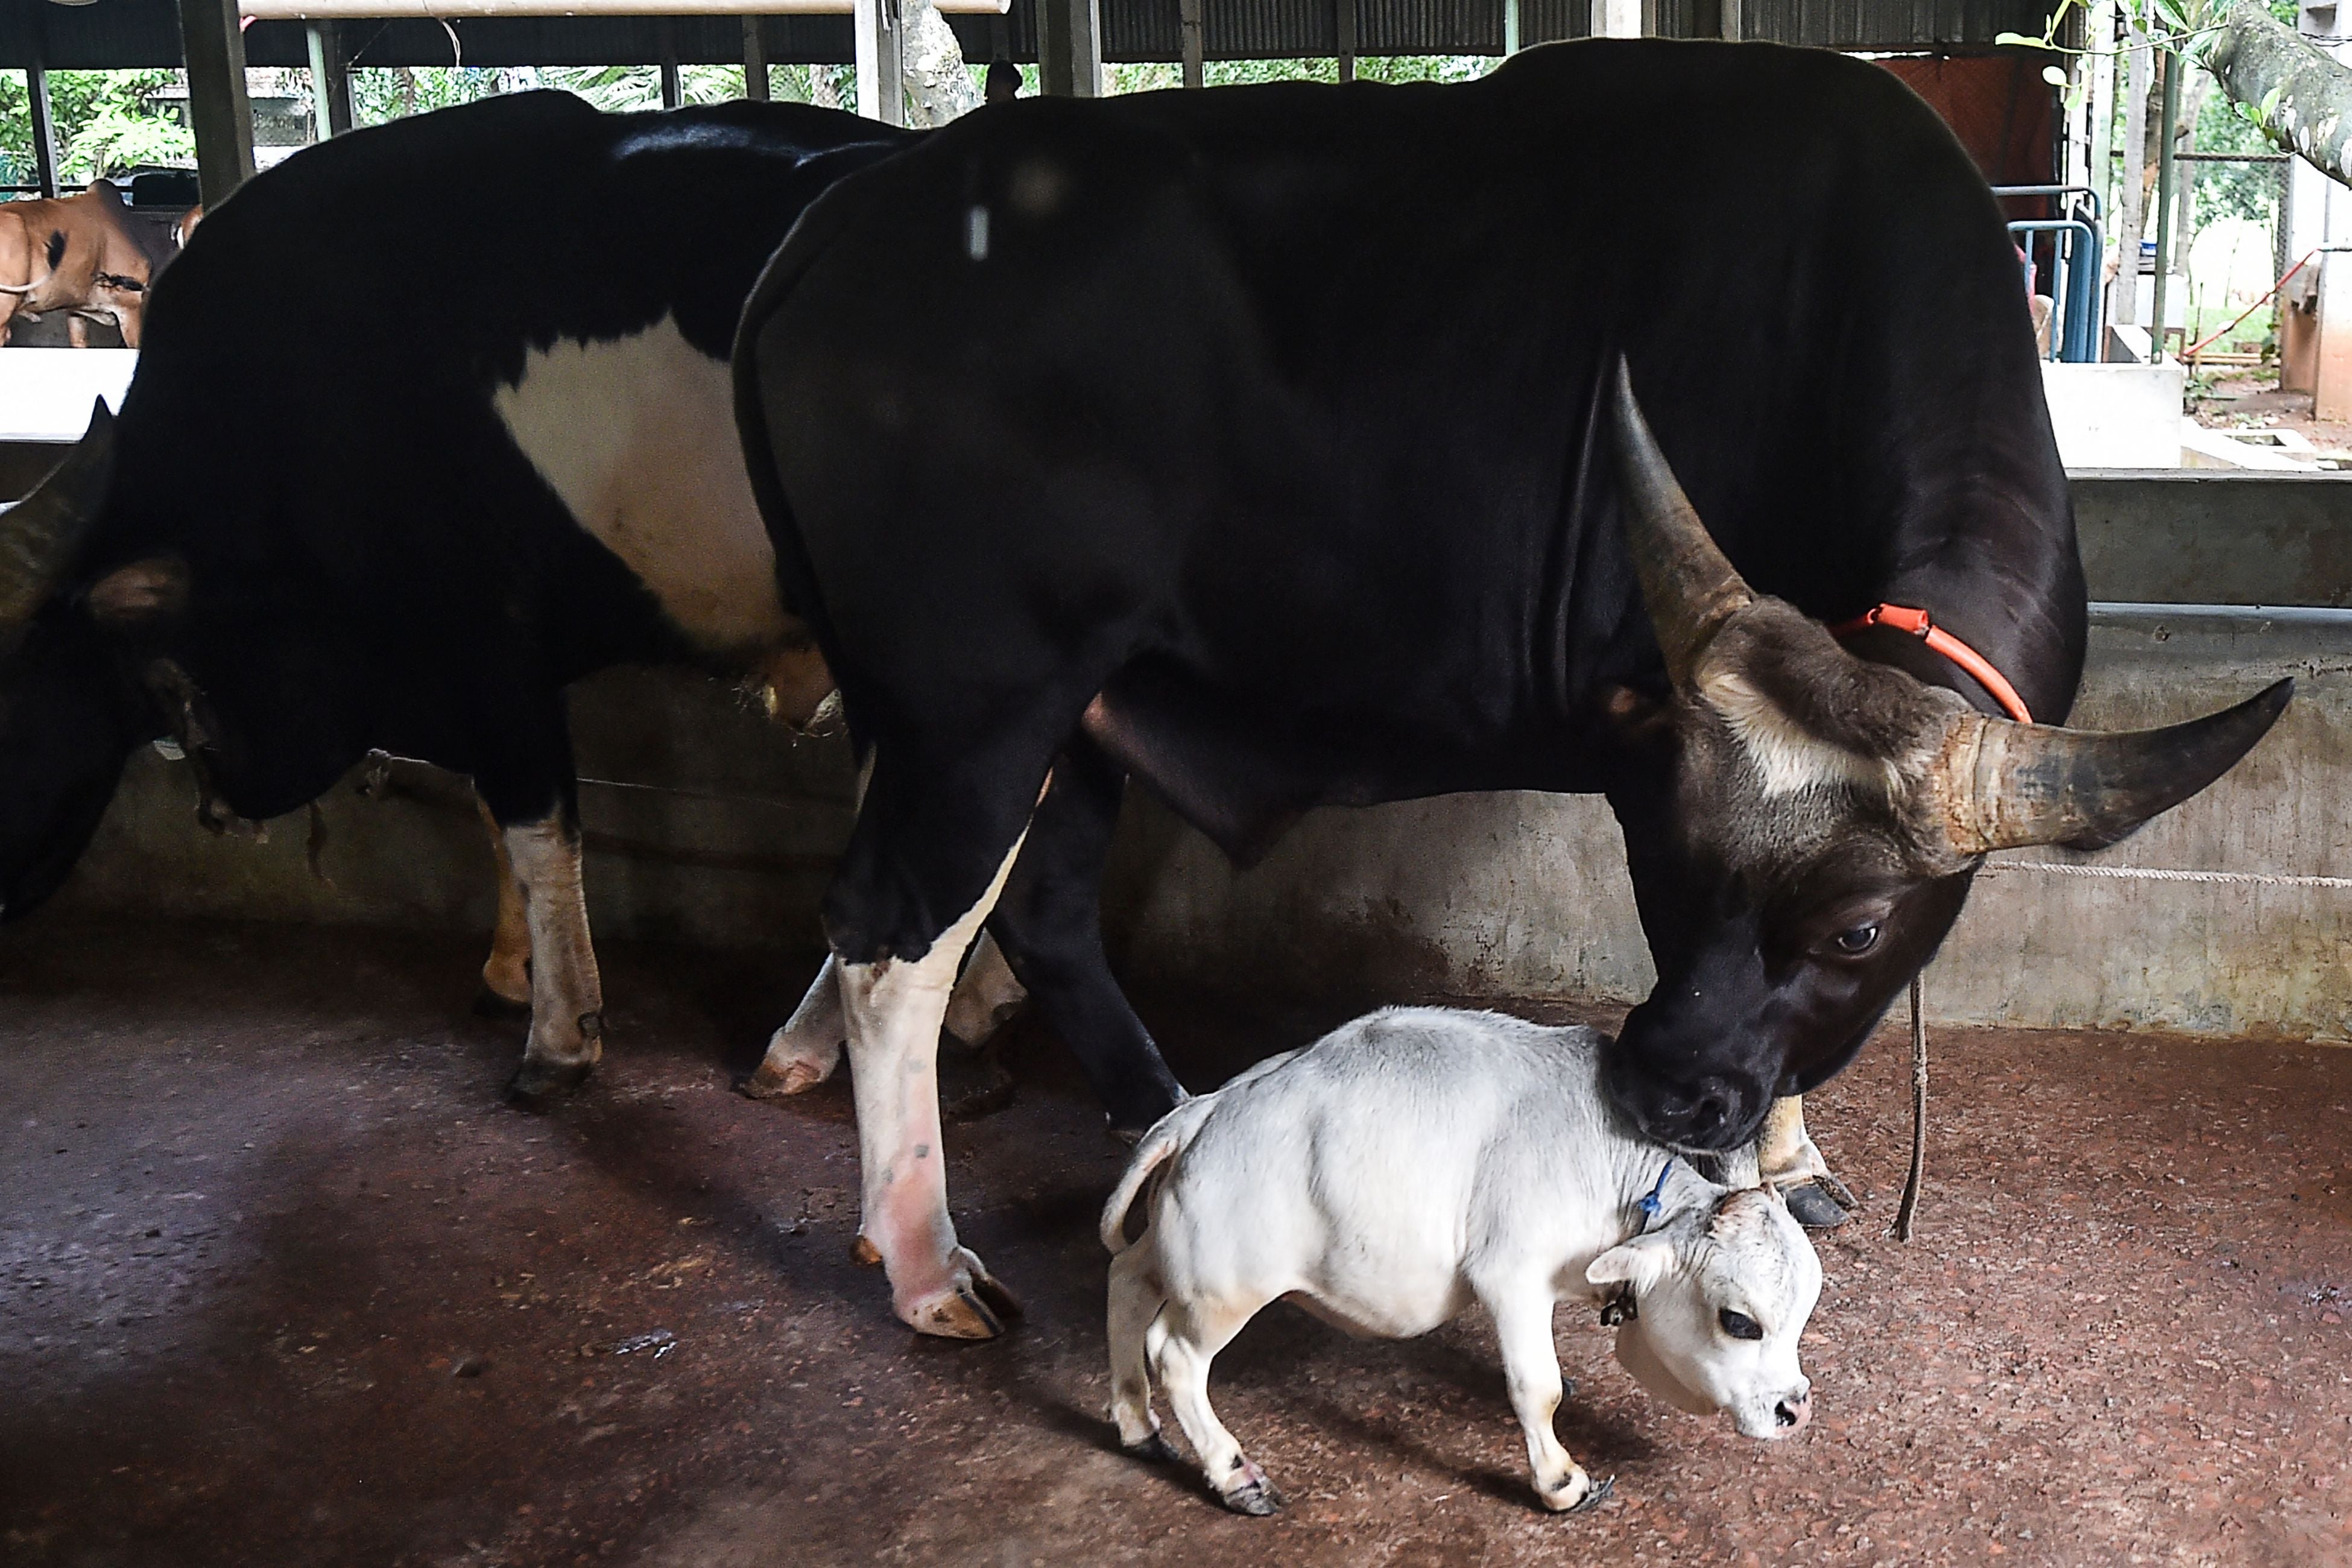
[{"left": 1994, "top": 185, "right": 2105, "bottom": 363}]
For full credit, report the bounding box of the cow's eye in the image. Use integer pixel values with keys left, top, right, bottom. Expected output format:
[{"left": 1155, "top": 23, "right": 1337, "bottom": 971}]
[
  {"left": 1831, "top": 922, "right": 1881, "bottom": 956},
  {"left": 1719, "top": 1308, "right": 1763, "bottom": 1341}
]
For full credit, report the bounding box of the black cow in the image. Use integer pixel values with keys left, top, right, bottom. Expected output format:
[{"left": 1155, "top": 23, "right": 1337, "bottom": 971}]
[
  {"left": 735, "top": 40, "right": 2287, "bottom": 1337},
  {"left": 0, "top": 92, "right": 1185, "bottom": 1123}
]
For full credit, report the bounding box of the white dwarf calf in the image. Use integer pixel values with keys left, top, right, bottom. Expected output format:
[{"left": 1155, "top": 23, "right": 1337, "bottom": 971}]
[{"left": 1101, "top": 1007, "right": 1823, "bottom": 1515}]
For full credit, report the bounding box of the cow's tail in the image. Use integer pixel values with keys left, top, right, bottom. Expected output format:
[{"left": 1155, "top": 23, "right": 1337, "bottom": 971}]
[{"left": 1099, "top": 1095, "right": 1213, "bottom": 1256}]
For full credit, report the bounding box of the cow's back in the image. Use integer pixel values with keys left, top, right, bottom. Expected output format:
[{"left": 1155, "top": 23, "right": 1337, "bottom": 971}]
[{"left": 742, "top": 40, "right": 2077, "bottom": 780}]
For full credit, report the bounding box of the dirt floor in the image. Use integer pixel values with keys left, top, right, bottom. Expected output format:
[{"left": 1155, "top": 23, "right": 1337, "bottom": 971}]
[
  {"left": 5, "top": 918, "right": 2352, "bottom": 1567},
  {"left": 2189, "top": 370, "right": 2352, "bottom": 460}
]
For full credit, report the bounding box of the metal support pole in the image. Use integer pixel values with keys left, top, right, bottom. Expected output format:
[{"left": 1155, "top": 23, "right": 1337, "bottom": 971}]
[
  {"left": 1719, "top": 0, "right": 1739, "bottom": 39},
  {"left": 742, "top": 16, "right": 770, "bottom": 100},
  {"left": 1038, "top": 0, "right": 1100, "bottom": 96},
  {"left": 1180, "top": 0, "right": 1203, "bottom": 86},
  {"left": 305, "top": 21, "right": 353, "bottom": 139},
  {"left": 659, "top": 21, "right": 684, "bottom": 107},
  {"left": 1336, "top": 0, "right": 1355, "bottom": 82},
  {"left": 179, "top": 0, "right": 258, "bottom": 209},
  {"left": 1503, "top": 0, "right": 1520, "bottom": 52},
  {"left": 854, "top": 0, "right": 905, "bottom": 121},
  {"left": 2152, "top": 47, "right": 2181, "bottom": 359},
  {"left": 25, "top": 68, "right": 60, "bottom": 198}
]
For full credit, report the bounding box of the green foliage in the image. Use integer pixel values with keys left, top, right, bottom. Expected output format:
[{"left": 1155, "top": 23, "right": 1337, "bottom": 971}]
[
  {"left": 2199, "top": 64, "right": 2292, "bottom": 224},
  {"left": 0, "top": 69, "right": 194, "bottom": 189},
  {"left": 347, "top": 63, "right": 854, "bottom": 124}
]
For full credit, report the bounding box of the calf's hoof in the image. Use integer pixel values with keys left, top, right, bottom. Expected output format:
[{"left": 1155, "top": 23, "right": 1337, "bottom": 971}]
[
  {"left": 897, "top": 1253, "right": 1023, "bottom": 1341},
  {"left": 937, "top": 1041, "right": 1016, "bottom": 1123},
  {"left": 505, "top": 1058, "right": 593, "bottom": 1105},
  {"left": 1218, "top": 1462, "right": 1285, "bottom": 1517},
  {"left": 1539, "top": 1470, "right": 1614, "bottom": 1516},
  {"left": 1782, "top": 1181, "right": 1853, "bottom": 1231},
  {"left": 470, "top": 986, "right": 533, "bottom": 1022}
]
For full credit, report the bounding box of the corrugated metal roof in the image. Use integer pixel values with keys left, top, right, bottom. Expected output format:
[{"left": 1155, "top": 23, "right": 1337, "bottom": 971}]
[{"left": 0, "top": 0, "right": 2063, "bottom": 68}]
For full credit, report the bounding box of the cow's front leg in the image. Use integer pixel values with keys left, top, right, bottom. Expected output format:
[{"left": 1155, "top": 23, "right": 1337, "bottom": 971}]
[
  {"left": 472, "top": 794, "right": 533, "bottom": 1018},
  {"left": 1759, "top": 1096, "right": 1854, "bottom": 1230},
  {"left": 1488, "top": 1285, "right": 1604, "bottom": 1514},
  {"left": 836, "top": 833, "right": 1026, "bottom": 1339},
  {"left": 500, "top": 814, "right": 605, "bottom": 1101}
]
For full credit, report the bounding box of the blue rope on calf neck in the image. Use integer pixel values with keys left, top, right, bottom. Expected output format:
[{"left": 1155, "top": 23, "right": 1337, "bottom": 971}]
[{"left": 1637, "top": 1159, "right": 1675, "bottom": 1227}]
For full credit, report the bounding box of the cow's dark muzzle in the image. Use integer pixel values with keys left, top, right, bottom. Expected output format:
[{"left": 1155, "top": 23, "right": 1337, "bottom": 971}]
[{"left": 1602, "top": 1046, "right": 1771, "bottom": 1154}]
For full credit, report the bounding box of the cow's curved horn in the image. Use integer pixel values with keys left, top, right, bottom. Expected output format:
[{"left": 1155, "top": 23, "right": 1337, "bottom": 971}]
[
  {"left": 1610, "top": 359, "right": 1753, "bottom": 685},
  {"left": 0, "top": 398, "right": 116, "bottom": 640},
  {"left": 1939, "top": 677, "right": 2293, "bottom": 856}
]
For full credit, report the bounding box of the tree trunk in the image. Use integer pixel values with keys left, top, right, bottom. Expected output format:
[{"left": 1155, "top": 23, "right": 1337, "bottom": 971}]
[
  {"left": 2208, "top": 0, "right": 2352, "bottom": 188},
  {"left": 2117, "top": 28, "right": 2151, "bottom": 323},
  {"left": 901, "top": 0, "right": 982, "bottom": 126}
]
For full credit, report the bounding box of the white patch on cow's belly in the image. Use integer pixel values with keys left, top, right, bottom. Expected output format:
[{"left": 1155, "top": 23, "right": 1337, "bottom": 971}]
[{"left": 493, "top": 314, "right": 785, "bottom": 659}]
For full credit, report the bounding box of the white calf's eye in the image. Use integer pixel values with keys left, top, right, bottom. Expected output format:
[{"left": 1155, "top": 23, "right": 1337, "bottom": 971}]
[
  {"left": 1719, "top": 1307, "right": 1763, "bottom": 1341},
  {"left": 1832, "top": 922, "right": 1881, "bottom": 956}
]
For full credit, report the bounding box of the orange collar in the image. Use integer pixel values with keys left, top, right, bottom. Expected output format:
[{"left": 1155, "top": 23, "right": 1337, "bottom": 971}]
[{"left": 1829, "top": 604, "right": 2034, "bottom": 725}]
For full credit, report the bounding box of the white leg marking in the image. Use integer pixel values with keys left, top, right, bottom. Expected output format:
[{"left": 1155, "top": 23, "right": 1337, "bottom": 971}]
[
  {"left": 477, "top": 795, "right": 532, "bottom": 1009},
  {"left": 1488, "top": 1285, "right": 1592, "bottom": 1511},
  {"left": 942, "top": 930, "right": 1028, "bottom": 1050},
  {"left": 837, "top": 832, "right": 1028, "bottom": 1338},
  {"left": 504, "top": 818, "right": 604, "bottom": 1079},
  {"left": 744, "top": 954, "right": 846, "bottom": 1098},
  {"left": 1759, "top": 1095, "right": 1830, "bottom": 1187}
]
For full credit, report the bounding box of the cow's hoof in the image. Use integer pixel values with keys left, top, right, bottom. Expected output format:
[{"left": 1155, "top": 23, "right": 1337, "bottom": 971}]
[
  {"left": 470, "top": 986, "right": 532, "bottom": 1022},
  {"left": 505, "top": 1059, "right": 593, "bottom": 1105},
  {"left": 899, "top": 1254, "right": 1023, "bottom": 1341},
  {"left": 1122, "top": 1430, "right": 1183, "bottom": 1467},
  {"left": 1218, "top": 1463, "right": 1284, "bottom": 1517},
  {"left": 739, "top": 1057, "right": 833, "bottom": 1101},
  {"left": 1782, "top": 1181, "right": 1853, "bottom": 1231},
  {"left": 938, "top": 1043, "right": 1015, "bottom": 1124}
]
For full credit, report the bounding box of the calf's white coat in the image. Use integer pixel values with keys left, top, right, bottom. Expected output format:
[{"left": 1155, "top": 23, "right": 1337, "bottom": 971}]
[{"left": 1102, "top": 1008, "right": 1822, "bottom": 1514}]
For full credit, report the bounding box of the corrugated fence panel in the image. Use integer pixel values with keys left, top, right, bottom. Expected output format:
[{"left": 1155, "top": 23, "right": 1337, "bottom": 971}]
[
  {"left": 1740, "top": 0, "right": 2055, "bottom": 49},
  {"left": 1355, "top": 0, "right": 1501, "bottom": 55}
]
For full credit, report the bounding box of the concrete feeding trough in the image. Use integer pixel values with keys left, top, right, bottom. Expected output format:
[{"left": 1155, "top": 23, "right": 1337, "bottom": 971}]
[{"left": 2040, "top": 360, "right": 2186, "bottom": 467}]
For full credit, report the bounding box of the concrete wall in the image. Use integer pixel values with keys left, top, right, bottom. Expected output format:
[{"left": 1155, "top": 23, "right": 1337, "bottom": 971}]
[
  {"left": 36, "top": 472, "right": 2352, "bottom": 1041},
  {"left": 55, "top": 668, "right": 857, "bottom": 957},
  {"left": 48, "top": 605, "right": 2352, "bottom": 1041},
  {"left": 2076, "top": 472, "right": 2352, "bottom": 607}
]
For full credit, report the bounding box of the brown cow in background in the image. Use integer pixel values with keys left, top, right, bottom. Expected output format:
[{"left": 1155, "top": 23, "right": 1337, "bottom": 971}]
[{"left": 0, "top": 181, "right": 158, "bottom": 347}]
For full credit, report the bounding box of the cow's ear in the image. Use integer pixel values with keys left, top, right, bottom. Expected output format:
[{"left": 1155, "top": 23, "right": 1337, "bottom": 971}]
[
  {"left": 1586, "top": 1232, "right": 1675, "bottom": 1294},
  {"left": 86, "top": 557, "right": 190, "bottom": 630},
  {"left": 1600, "top": 684, "right": 1673, "bottom": 750}
]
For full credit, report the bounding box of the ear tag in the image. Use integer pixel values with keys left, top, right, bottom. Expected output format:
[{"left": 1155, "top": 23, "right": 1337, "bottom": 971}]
[{"left": 1637, "top": 1158, "right": 1675, "bottom": 1228}]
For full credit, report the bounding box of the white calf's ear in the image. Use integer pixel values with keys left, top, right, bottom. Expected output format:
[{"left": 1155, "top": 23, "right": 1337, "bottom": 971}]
[{"left": 1586, "top": 1232, "right": 1675, "bottom": 1294}]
